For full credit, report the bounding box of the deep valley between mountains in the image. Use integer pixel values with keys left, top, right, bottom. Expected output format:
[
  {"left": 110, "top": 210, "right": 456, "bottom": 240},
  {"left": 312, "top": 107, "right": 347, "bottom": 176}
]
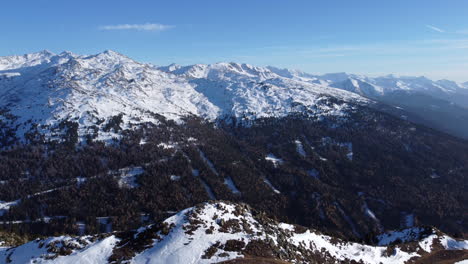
[{"left": 0, "top": 51, "right": 467, "bottom": 263}]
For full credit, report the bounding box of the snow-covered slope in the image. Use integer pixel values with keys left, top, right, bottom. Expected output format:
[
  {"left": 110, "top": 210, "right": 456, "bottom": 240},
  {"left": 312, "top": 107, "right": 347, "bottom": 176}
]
[
  {"left": 1, "top": 201, "right": 466, "bottom": 264},
  {"left": 0, "top": 50, "right": 223, "bottom": 142},
  {"left": 0, "top": 235, "right": 119, "bottom": 264},
  {"left": 0, "top": 50, "right": 56, "bottom": 71},
  {"left": 0, "top": 51, "right": 368, "bottom": 143},
  {"left": 159, "top": 62, "right": 368, "bottom": 120}
]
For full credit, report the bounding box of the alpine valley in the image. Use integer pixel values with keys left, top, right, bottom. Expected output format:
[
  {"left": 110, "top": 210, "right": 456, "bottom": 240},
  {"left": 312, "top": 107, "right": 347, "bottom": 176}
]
[{"left": 0, "top": 50, "right": 467, "bottom": 264}]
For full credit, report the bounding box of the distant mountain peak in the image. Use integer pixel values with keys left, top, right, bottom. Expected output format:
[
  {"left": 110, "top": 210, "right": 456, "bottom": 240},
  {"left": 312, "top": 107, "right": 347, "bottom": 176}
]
[
  {"left": 320, "top": 72, "right": 352, "bottom": 82},
  {"left": 37, "top": 49, "right": 55, "bottom": 56},
  {"left": 0, "top": 50, "right": 56, "bottom": 70},
  {"left": 84, "top": 49, "right": 136, "bottom": 64}
]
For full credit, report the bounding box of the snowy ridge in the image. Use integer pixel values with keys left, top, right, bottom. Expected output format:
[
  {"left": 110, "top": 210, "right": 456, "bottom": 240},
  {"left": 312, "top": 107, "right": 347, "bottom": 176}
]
[
  {"left": 0, "top": 50, "right": 368, "bottom": 143},
  {"left": 0, "top": 235, "right": 119, "bottom": 264},
  {"left": 269, "top": 68, "right": 468, "bottom": 96},
  {"left": 377, "top": 227, "right": 468, "bottom": 252},
  {"left": 1, "top": 201, "right": 467, "bottom": 264},
  {"left": 0, "top": 50, "right": 220, "bottom": 143},
  {"left": 0, "top": 50, "right": 55, "bottom": 71},
  {"left": 162, "top": 62, "right": 369, "bottom": 120}
]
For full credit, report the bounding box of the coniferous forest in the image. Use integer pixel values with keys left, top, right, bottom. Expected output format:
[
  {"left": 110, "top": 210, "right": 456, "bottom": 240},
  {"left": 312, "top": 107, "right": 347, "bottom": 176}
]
[{"left": 0, "top": 106, "right": 466, "bottom": 245}]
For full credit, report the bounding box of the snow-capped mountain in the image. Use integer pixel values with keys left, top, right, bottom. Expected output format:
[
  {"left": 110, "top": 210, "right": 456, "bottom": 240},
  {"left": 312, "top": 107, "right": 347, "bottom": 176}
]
[
  {"left": 1, "top": 201, "right": 467, "bottom": 264},
  {"left": 269, "top": 68, "right": 468, "bottom": 105},
  {"left": 267, "top": 65, "right": 468, "bottom": 102},
  {"left": 0, "top": 50, "right": 368, "bottom": 143},
  {"left": 0, "top": 50, "right": 220, "bottom": 142},
  {"left": 1, "top": 50, "right": 468, "bottom": 144},
  {"left": 0, "top": 50, "right": 56, "bottom": 71},
  {"left": 246, "top": 66, "right": 468, "bottom": 139}
]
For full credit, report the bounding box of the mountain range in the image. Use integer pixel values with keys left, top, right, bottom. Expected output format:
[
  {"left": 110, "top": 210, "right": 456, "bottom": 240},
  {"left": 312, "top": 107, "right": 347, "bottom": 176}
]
[
  {"left": 1, "top": 50, "right": 467, "bottom": 144},
  {"left": 0, "top": 51, "right": 467, "bottom": 263}
]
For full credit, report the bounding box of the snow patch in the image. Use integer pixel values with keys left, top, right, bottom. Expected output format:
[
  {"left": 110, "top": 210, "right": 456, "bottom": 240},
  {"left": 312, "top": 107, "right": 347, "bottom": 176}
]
[
  {"left": 377, "top": 227, "right": 426, "bottom": 246},
  {"left": 170, "top": 175, "right": 181, "bottom": 181},
  {"left": 0, "top": 200, "right": 20, "bottom": 216},
  {"left": 294, "top": 139, "right": 306, "bottom": 157},
  {"left": 110, "top": 166, "right": 144, "bottom": 188},
  {"left": 200, "top": 179, "right": 216, "bottom": 200},
  {"left": 158, "top": 142, "right": 177, "bottom": 149},
  {"left": 198, "top": 149, "right": 218, "bottom": 175},
  {"left": 265, "top": 153, "right": 283, "bottom": 167},
  {"left": 290, "top": 230, "right": 417, "bottom": 264},
  {"left": 223, "top": 177, "right": 241, "bottom": 194},
  {"left": 263, "top": 178, "right": 281, "bottom": 194},
  {"left": 307, "top": 169, "right": 320, "bottom": 179}
]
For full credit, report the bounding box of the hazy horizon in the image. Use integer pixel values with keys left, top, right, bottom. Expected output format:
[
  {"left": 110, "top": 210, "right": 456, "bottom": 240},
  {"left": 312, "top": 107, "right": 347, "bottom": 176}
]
[{"left": 3, "top": 48, "right": 467, "bottom": 83}]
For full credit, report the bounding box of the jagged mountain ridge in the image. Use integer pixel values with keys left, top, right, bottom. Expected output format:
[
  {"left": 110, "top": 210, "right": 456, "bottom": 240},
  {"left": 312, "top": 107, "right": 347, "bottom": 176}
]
[
  {"left": 162, "top": 62, "right": 468, "bottom": 140},
  {"left": 0, "top": 50, "right": 220, "bottom": 142},
  {"left": 1, "top": 201, "right": 467, "bottom": 264},
  {"left": 0, "top": 50, "right": 368, "bottom": 143},
  {"left": 265, "top": 66, "right": 468, "bottom": 96},
  {"left": 163, "top": 63, "right": 468, "bottom": 102}
]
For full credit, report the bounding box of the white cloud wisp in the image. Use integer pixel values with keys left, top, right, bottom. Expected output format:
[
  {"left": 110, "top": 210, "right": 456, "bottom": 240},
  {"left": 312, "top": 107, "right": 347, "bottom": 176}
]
[
  {"left": 100, "top": 23, "right": 174, "bottom": 32},
  {"left": 426, "top": 25, "right": 445, "bottom": 33}
]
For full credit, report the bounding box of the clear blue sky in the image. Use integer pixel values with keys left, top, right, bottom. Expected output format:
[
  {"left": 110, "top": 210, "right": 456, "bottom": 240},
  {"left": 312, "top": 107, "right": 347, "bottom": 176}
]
[{"left": 1, "top": 0, "right": 468, "bottom": 81}]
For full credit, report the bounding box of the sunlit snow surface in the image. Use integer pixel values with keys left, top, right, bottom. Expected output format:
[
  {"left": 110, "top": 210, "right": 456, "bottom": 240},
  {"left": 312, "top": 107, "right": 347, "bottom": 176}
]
[
  {"left": 0, "top": 200, "right": 20, "bottom": 216},
  {"left": 263, "top": 178, "right": 281, "bottom": 194},
  {"left": 294, "top": 139, "right": 306, "bottom": 157},
  {"left": 265, "top": 153, "right": 283, "bottom": 167},
  {"left": 0, "top": 235, "right": 119, "bottom": 264},
  {"left": 109, "top": 166, "right": 144, "bottom": 188}
]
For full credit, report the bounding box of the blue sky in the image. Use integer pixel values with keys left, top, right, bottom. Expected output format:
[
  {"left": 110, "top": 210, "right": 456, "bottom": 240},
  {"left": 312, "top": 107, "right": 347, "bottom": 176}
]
[{"left": 1, "top": 0, "right": 468, "bottom": 81}]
